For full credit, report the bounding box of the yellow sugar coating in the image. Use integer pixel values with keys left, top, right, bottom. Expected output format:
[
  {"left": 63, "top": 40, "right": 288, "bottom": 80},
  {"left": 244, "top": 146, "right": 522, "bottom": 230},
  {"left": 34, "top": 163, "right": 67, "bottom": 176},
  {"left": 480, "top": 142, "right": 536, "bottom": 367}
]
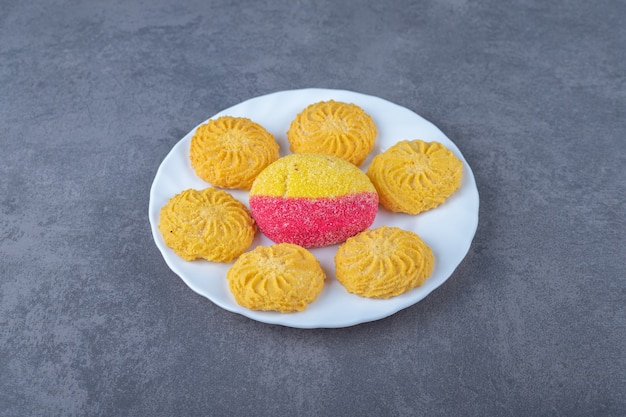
[
  {"left": 227, "top": 243, "right": 326, "bottom": 312},
  {"left": 366, "top": 140, "right": 463, "bottom": 214},
  {"left": 287, "top": 100, "right": 377, "bottom": 166},
  {"left": 158, "top": 188, "right": 256, "bottom": 262},
  {"left": 250, "top": 153, "right": 375, "bottom": 198},
  {"left": 335, "top": 226, "right": 434, "bottom": 299},
  {"left": 190, "top": 116, "right": 279, "bottom": 190}
]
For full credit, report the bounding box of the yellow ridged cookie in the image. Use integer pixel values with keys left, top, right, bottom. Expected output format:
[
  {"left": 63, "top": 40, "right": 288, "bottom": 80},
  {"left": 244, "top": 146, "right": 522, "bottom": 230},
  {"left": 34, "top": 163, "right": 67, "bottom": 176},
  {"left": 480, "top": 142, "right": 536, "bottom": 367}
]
[
  {"left": 190, "top": 116, "right": 279, "bottom": 190},
  {"left": 335, "top": 226, "right": 434, "bottom": 299},
  {"left": 227, "top": 243, "right": 326, "bottom": 312},
  {"left": 366, "top": 140, "right": 463, "bottom": 214},
  {"left": 287, "top": 100, "right": 377, "bottom": 166},
  {"left": 158, "top": 188, "right": 256, "bottom": 262}
]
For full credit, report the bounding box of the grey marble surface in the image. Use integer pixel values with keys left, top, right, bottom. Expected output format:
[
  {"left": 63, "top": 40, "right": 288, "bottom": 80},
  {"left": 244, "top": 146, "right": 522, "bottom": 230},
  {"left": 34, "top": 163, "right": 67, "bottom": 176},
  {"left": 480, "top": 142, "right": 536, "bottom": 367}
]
[{"left": 1, "top": 0, "right": 624, "bottom": 416}]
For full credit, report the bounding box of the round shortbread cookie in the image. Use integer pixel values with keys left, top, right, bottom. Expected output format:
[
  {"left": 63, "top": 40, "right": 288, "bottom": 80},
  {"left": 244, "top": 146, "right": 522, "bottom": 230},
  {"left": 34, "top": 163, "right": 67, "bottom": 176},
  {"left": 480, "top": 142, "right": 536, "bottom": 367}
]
[
  {"left": 190, "top": 116, "right": 279, "bottom": 190},
  {"left": 287, "top": 100, "right": 377, "bottom": 166},
  {"left": 366, "top": 140, "right": 463, "bottom": 214},
  {"left": 335, "top": 226, "right": 434, "bottom": 299},
  {"left": 158, "top": 188, "right": 256, "bottom": 262},
  {"left": 227, "top": 243, "right": 326, "bottom": 312}
]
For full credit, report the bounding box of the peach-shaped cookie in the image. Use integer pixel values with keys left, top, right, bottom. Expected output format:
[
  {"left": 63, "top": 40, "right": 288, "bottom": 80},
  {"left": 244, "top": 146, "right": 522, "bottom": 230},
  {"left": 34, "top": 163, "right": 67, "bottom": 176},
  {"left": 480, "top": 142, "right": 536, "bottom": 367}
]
[{"left": 249, "top": 154, "right": 378, "bottom": 248}]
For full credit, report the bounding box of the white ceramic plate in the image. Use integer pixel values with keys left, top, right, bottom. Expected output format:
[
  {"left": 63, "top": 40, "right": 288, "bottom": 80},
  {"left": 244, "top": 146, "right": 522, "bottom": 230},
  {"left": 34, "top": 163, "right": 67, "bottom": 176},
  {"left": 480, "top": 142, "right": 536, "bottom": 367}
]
[{"left": 149, "top": 88, "right": 479, "bottom": 328}]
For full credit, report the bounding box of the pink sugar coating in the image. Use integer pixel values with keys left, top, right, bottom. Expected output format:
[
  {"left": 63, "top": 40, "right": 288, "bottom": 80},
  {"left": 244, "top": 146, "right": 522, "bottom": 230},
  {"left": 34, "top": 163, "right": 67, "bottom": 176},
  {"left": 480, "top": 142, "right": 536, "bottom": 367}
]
[{"left": 249, "top": 192, "right": 378, "bottom": 248}]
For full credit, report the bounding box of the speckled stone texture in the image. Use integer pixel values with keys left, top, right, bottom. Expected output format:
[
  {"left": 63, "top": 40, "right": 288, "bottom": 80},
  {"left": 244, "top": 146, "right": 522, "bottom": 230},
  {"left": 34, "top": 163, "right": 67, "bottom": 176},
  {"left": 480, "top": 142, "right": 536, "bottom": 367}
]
[{"left": 1, "top": 0, "right": 624, "bottom": 416}]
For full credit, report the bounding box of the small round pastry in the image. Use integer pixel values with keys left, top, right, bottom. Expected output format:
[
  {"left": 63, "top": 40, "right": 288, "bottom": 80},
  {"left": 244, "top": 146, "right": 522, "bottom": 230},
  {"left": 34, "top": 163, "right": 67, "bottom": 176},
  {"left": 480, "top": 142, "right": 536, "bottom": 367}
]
[
  {"left": 366, "top": 140, "right": 463, "bottom": 214},
  {"left": 335, "top": 226, "right": 434, "bottom": 299},
  {"left": 287, "top": 100, "right": 377, "bottom": 166},
  {"left": 158, "top": 188, "right": 256, "bottom": 262},
  {"left": 227, "top": 243, "right": 326, "bottom": 313},
  {"left": 249, "top": 153, "right": 378, "bottom": 248},
  {"left": 190, "top": 116, "right": 279, "bottom": 190}
]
